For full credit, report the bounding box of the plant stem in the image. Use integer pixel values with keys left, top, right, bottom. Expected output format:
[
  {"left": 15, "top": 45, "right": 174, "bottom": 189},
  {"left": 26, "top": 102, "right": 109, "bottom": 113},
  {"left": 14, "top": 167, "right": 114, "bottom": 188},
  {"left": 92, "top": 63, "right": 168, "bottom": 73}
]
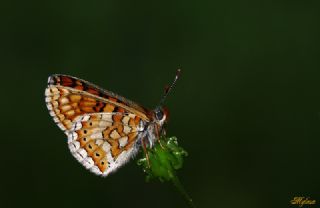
[{"left": 170, "top": 173, "right": 196, "bottom": 208}]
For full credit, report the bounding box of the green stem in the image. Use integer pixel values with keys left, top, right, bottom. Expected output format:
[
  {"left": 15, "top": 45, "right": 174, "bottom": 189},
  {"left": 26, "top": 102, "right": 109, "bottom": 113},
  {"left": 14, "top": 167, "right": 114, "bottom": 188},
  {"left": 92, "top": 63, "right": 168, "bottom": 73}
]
[{"left": 170, "top": 173, "right": 196, "bottom": 208}]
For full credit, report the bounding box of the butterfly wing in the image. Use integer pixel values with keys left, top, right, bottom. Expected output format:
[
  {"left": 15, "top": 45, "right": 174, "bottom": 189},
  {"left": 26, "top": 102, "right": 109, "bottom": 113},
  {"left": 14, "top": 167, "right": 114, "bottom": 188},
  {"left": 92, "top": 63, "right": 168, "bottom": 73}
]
[
  {"left": 45, "top": 74, "right": 149, "bottom": 134},
  {"left": 45, "top": 74, "right": 150, "bottom": 176},
  {"left": 68, "top": 112, "right": 144, "bottom": 176}
]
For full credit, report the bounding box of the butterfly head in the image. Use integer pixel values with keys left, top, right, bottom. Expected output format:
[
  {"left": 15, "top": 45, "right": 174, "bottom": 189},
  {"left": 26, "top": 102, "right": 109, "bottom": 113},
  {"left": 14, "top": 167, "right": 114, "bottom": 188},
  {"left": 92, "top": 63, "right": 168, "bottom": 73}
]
[
  {"left": 154, "top": 106, "right": 169, "bottom": 126},
  {"left": 149, "top": 106, "right": 169, "bottom": 140}
]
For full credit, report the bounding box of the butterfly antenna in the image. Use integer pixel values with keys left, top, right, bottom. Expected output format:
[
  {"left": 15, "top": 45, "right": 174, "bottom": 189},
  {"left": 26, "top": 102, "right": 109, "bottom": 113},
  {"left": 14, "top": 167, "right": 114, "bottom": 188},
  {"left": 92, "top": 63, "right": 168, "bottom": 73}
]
[{"left": 159, "top": 69, "right": 181, "bottom": 106}]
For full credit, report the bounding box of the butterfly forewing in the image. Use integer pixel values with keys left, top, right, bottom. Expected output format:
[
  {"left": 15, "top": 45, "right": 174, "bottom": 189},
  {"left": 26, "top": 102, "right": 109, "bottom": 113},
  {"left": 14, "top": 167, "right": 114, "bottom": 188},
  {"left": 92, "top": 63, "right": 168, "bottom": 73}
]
[
  {"left": 45, "top": 74, "right": 149, "bottom": 133},
  {"left": 45, "top": 74, "right": 150, "bottom": 176},
  {"left": 48, "top": 74, "right": 148, "bottom": 119}
]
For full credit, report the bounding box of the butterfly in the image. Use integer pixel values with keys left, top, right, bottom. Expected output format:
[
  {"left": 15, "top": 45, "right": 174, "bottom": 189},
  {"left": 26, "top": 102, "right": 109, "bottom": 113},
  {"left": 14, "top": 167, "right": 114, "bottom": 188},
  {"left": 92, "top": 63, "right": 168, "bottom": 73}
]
[{"left": 45, "top": 70, "right": 180, "bottom": 176}]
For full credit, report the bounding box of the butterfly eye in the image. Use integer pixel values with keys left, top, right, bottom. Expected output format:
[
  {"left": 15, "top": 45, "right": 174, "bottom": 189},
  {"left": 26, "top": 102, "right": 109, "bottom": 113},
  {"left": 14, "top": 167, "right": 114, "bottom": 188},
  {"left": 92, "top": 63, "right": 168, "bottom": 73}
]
[{"left": 155, "top": 110, "right": 164, "bottom": 120}]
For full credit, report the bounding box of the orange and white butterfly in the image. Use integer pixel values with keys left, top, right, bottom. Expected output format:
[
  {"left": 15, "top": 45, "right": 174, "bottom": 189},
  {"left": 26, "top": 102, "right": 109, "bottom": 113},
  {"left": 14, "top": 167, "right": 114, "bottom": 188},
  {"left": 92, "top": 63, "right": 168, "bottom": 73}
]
[{"left": 45, "top": 70, "right": 180, "bottom": 176}]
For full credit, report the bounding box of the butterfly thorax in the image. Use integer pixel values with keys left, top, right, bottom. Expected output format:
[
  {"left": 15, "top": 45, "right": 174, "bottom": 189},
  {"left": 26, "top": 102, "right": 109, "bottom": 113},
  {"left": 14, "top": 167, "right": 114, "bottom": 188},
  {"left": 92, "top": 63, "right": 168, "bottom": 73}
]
[{"left": 144, "top": 106, "right": 168, "bottom": 147}]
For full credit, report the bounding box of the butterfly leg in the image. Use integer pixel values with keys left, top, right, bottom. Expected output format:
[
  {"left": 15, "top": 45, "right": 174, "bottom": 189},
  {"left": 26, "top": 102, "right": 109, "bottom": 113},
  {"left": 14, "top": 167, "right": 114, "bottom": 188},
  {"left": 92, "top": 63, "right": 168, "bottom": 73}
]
[
  {"left": 155, "top": 125, "right": 165, "bottom": 149},
  {"left": 141, "top": 138, "right": 151, "bottom": 168},
  {"left": 157, "top": 137, "right": 165, "bottom": 149}
]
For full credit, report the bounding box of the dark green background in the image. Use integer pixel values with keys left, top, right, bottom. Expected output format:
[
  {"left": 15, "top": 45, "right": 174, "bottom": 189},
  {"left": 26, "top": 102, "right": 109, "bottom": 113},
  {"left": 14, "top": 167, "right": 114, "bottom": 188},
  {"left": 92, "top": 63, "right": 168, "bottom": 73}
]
[{"left": 1, "top": 1, "right": 319, "bottom": 207}]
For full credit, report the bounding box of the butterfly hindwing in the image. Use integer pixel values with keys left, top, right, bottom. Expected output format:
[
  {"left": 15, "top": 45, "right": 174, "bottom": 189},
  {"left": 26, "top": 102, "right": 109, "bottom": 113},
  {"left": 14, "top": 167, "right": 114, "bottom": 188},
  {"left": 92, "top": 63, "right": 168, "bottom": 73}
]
[{"left": 68, "top": 112, "right": 144, "bottom": 176}]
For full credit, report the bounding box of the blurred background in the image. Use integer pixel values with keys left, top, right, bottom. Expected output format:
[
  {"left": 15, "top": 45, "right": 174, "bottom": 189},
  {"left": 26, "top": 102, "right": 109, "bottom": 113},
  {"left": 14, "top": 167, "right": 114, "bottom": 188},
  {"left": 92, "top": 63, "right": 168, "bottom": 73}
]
[{"left": 1, "top": 0, "right": 320, "bottom": 207}]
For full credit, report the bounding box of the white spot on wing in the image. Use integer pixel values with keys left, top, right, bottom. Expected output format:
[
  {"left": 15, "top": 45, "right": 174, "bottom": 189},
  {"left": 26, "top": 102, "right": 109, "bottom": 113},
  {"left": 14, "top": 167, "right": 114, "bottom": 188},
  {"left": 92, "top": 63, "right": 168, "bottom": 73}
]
[
  {"left": 82, "top": 115, "right": 90, "bottom": 122},
  {"left": 119, "top": 136, "right": 128, "bottom": 148},
  {"left": 102, "top": 114, "right": 112, "bottom": 121},
  {"left": 77, "top": 148, "right": 87, "bottom": 159},
  {"left": 52, "top": 101, "right": 58, "bottom": 108},
  {"left": 95, "top": 139, "right": 104, "bottom": 146},
  {"left": 110, "top": 130, "right": 120, "bottom": 139},
  {"left": 47, "top": 76, "right": 52, "bottom": 84},
  {"left": 100, "top": 121, "right": 112, "bottom": 127},
  {"left": 46, "top": 103, "right": 53, "bottom": 110},
  {"left": 74, "top": 152, "right": 85, "bottom": 162},
  {"left": 123, "top": 126, "right": 131, "bottom": 134},
  {"left": 69, "top": 141, "right": 80, "bottom": 152},
  {"left": 45, "top": 97, "right": 51, "bottom": 102},
  {"left": 75, "top": 122, "right": 82, "bottom": 130},
  {"left": 83, "top": 157, "right": 94, "bottom": 169},
  {"left": 122, "top": 116, "right": 130, "bottom": 125},
  {"left": 90, "top": 166, "right": 102, "bottom": 175},
  {"left": 59, "top": 97, "right": 69, "bottom": 105},
  {"left": 53, "top": 117, "right": 59, "bottom": 123},
  {"left": 49, "top": 111, "right": 56, "bottom": 117},
  {"left": 60, "top": 88, "right": 69, "bottom": 94},
  {"left": 106, "top": 152, "right": 114, "bottom": 163},
  {"left": 57, "top": 123, "right": 66, "bottom": 131},
  {"left": 51, "top": 87, "right": 59, "bottom": 93},
  {"left": 129, "top": 114, "right": 136, "bottom": 118},
  {"left": 137, "top": 120, "right": 145, "bottom": 131},
  {"left": 45, "top": 88, "right": 51, "bottom": 96},
  {"left": 102, "top": 142, "right": 111, "bottom": 152},
  {"left": 60, "top": 104, "right": 71, "bottom": 112},
  {"left": 91, "top": 132, "right": 103, "bottom": 139},
  {"left": 67, "top": 132, "right": 78, "bottom": 143}
]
